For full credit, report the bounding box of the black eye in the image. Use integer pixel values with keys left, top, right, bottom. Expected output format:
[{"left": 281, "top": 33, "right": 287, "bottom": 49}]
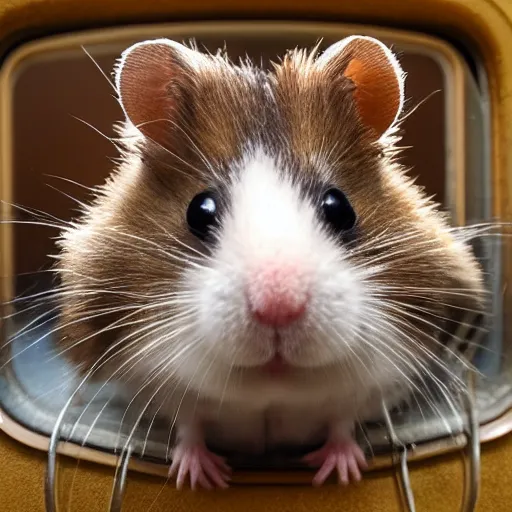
[
  {"left": 321, "top": 187, "right": 357, "bottom": 235},
  {"left": 187, "top": 191, "right": 218, "bottom": 240}
]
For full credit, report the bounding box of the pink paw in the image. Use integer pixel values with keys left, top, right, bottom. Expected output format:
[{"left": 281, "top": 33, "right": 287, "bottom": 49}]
[
  {"left": 302, "top": 439, "right": 368, "bottom": 486},
  {"left": 169, "top": 443, "right": 231, "bottom": 490}
]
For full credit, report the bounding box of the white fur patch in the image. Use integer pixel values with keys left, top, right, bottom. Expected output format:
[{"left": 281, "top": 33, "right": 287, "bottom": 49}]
[{"left": 168, "top": 148, "right": 409, "bottom": 420}]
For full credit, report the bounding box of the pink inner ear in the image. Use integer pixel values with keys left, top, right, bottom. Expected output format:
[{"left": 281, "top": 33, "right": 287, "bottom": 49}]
[
  {"left": 320, "top": 36, "right": 404, "bottom": 139},
  {"left": 343, "top": 54, "right": 402, "bottom": 138},
  {"left": 117, "top": 42, "right": 184, "bottom": 145}
]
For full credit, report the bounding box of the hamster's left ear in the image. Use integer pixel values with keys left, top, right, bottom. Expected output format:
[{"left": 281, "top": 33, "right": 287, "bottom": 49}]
[
  {"left": 113, "top": 39, "right": 205, "bottom": 146},
  {"left": 316, "top": 36, "right": 405, "bottom": 140}
]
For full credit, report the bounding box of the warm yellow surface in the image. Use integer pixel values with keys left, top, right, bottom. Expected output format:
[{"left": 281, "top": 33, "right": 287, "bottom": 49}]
[
  {"left": 1, "top": 0, "right": 512, "bottom": 510},
  {"left": 1, "top": 429, "right": 512, "bottom": 511}
]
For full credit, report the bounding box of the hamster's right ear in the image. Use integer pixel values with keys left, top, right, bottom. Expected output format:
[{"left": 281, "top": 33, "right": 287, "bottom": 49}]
[
  {"left": 115, "top": 39, "right": 203, "bottom": 146},
  {"left": 316, "top": 36, "right": 405, "bottom": 140}
]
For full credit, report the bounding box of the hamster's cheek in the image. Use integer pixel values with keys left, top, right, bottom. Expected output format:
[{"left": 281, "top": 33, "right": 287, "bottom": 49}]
[{"left": 186, "top": 265, "right": 273, "bottom": 366}]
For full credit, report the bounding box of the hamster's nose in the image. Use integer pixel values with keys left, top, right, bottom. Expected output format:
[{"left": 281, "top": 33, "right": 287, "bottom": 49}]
[{"left": 248, "top": 261, "right": 309, "bottom": 327}]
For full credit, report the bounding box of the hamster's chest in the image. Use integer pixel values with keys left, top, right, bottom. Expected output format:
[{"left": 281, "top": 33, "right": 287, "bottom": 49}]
[{"left": 201, "top": 404, "right": 330, "bottom": 453}]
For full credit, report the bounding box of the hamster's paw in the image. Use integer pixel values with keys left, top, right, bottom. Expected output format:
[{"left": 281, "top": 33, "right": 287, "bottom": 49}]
[
  {"left": 302, "top": 438, "right": 368, "bottom": 486},
  {"left": 169, "top": 442, "right": 232, "bottom": 490}
]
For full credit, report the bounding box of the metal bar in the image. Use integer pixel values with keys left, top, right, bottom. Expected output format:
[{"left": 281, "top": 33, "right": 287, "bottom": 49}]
[
  {"left": 45, "top": 378, "right": 96, "bottom": 511},
  {"left": 381, "top": 400, "right": 416, "bottom": 512},
  {"left": 460, "top": 371, "right": 480, "bottom": 512},
  {"left": 45, "top": 426, "right": 59, "bottom": 512},
  {"left": 399, "top": 446, "right": 416, "bottom": 512},
  {"left": 109, "top": 445, "right": 133, "bottom": 512},
  {"left": 45, "top": 405, "right": 70, "bottom": 512}
]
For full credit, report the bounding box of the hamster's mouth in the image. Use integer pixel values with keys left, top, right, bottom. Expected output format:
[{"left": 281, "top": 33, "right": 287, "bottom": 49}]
[{"left": 260, "top": 354, "right": 290, "bottom": 376}]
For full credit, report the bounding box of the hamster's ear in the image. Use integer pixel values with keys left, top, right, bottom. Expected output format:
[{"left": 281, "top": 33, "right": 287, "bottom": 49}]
[
  {"left": 317, "top": 36, "right": 405, "bottom": 139},
  {"left": 115, "top": 39, "right": 203, "bottom": 145}
]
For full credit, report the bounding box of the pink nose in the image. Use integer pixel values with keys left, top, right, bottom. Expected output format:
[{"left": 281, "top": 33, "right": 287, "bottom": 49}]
[{"left": 248, "top": 262, "right": 309, "bottom": 328}]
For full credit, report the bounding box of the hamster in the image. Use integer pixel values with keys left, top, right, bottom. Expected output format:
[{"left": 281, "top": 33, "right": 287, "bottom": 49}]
[{"left": 55, "top": 35, "right": 486, "bottom": 489}]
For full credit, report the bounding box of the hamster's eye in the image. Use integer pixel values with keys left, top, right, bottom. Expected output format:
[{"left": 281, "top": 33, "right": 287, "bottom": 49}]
[
  {"left": 321, "top": 188, "right": 357, "bottom": 234},
  {"left": 187, "top": 191, "right": 218, "bottom": 240}
]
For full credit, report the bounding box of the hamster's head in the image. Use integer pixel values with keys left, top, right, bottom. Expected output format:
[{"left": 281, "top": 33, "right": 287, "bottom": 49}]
[{"left": 57, "top": 36, "right": 486, "bottom": 406}]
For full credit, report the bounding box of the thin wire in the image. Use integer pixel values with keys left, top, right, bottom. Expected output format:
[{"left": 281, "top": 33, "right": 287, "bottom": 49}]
[
  {"left": 460, "top": 370, "right": 480, "bottom": 512},
  {"left": 109, "top": 444, "right": 133, "bottom": 512},
  {"left": 45, "top": 365, "right": 102, "bottom": 512},
  {"left": 399, "top": 447, "right": 415, "bottom": 512},
  {"left": 381, "top": 399, "right": 416, "bottom": 512},
  {"left": 45, "top": 407, "right": 69, "bottom": 512}
]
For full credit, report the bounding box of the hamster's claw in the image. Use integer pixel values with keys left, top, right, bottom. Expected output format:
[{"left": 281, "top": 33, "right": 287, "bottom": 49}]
[
  {"left": 303, "top": 439, "right": 368, "bottom": 486},
  {"left": 169, "top": 442, "right": 232, "bottom": 490}
]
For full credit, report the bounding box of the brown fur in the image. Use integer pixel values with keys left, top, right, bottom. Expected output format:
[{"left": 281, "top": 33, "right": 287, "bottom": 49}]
[{"left": 55, "top": 43, "right": 485, "bottom": 378}]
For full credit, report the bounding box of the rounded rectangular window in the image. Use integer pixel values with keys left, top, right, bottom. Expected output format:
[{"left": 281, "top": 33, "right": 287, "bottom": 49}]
[{"left": 0, "top": 21, "right": 507, "bottom": 479}]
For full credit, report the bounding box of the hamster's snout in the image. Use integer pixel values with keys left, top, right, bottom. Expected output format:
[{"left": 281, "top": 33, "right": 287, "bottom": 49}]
[{"left": 247, "top": 260, "right": 310, "bottom": 327}]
